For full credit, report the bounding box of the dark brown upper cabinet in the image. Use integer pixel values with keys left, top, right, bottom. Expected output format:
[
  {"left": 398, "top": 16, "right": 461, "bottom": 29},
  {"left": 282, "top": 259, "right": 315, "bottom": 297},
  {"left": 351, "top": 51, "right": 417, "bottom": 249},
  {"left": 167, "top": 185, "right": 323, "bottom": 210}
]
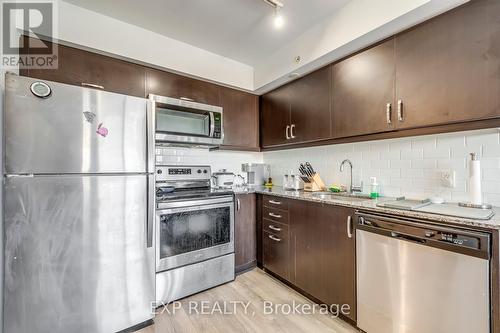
[
  {"left": 260, "top": 85, "right": 292, "bottom": 147},
  {"left": 332, "top": 39, "right": 396, "bottom": 138},
  {"left": 145, "top": 68, "right": 220, "bottom": 106},
  {"left": 260, "top": 67, "right": 331, "bottom": 147},
  {"left": 219, "top": 87, "right": 260, "bottom": 150},
  {"left": 289, "top": 67, "right": 332, "bottom": 142},
  {"left": 394, "top": 0, "right": 500, "bottom": 129},
  {"left": 24, "top": 39, "right": 146, "bottom": 98}
]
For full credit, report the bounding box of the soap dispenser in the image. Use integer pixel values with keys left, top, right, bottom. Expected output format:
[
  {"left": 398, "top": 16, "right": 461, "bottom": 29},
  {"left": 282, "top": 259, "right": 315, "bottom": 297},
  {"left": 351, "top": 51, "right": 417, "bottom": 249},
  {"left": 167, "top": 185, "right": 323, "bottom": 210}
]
[{"left": 370, "top": 177, "right": 379, "bottom": 198}]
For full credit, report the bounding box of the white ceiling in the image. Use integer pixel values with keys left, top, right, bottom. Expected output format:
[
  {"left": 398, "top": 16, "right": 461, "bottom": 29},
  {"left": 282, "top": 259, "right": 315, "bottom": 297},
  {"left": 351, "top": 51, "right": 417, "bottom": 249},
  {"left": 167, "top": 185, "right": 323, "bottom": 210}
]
[{"left": 62, "top": 0, "right": 350, "bottom": 67}]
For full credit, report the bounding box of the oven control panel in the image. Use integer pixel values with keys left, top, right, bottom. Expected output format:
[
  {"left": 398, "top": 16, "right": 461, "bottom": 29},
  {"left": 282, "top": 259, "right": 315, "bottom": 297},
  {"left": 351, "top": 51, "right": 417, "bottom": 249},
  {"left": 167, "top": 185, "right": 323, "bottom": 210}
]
[{"left": 156, "top": 165, "right": 211, "bottom": 182}]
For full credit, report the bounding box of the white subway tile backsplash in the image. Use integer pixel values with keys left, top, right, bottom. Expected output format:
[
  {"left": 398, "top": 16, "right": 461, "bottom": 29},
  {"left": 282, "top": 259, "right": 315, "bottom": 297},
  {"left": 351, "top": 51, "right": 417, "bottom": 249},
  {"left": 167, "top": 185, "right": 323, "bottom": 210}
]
[
  {"left": 411, "top": 159, "right": 437, "bottom": 169},
  {"left": 156, "top": 147, "right": 264, "bottom": 183},
  {"left": 482, "top": 144, "right": 500, "bottom": 158},
  {"left": 263, "top": 128, "right": 500, "bottom": 206}
]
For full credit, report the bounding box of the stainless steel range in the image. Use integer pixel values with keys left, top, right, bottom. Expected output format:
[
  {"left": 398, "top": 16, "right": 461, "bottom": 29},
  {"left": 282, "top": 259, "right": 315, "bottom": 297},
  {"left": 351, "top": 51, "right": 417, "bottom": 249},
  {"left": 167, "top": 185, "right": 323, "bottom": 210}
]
[{"left": 155, "top": 165, "right": 235, "bottom": 304}]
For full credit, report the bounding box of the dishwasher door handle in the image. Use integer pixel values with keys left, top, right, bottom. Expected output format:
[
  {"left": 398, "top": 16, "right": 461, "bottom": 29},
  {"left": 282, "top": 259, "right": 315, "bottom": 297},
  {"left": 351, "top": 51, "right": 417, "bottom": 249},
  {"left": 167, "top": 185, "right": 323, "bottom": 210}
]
[{"left": 390, "top": 231, "right": 426, "bottom": 244}]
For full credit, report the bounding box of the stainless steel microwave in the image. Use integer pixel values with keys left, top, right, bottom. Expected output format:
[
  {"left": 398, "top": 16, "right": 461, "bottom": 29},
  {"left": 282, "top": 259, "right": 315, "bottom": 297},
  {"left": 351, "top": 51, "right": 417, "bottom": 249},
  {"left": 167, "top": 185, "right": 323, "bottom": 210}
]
[{"left": 149, "top": 94, "right": 224, "bottom": 148}]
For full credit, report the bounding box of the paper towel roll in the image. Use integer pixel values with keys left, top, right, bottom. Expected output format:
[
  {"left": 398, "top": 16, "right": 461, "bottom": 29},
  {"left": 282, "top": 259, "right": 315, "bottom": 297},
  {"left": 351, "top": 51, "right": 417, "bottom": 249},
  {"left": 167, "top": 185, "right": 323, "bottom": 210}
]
[{"left": 469, "top": 153, "right": 482, "bottom": 205}]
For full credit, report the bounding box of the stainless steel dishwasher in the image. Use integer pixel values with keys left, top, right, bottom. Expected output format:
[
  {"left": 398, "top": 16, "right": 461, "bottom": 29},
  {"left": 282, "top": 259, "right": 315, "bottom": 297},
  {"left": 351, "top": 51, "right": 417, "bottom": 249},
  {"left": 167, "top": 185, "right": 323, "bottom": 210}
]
[{"left": 356, "top": 211, "right": 490, "bottom": 333}]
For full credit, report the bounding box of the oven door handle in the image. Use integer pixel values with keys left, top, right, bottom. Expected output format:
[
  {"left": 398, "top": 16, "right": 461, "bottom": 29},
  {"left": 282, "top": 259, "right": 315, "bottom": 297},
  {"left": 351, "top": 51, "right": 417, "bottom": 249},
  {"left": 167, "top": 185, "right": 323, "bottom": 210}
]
[
  {"left": 209, "top": 112, "right": 215, "bottom": 138},
  {"left": 157, "top": 200, "right": 234, "bottom": 215}
]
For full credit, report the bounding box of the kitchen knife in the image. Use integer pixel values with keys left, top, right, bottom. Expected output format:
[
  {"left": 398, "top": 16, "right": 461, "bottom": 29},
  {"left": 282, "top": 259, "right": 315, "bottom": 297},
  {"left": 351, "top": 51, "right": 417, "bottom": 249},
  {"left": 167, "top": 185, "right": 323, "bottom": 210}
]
[
  {"left": 305, "top": 162, "right": 315, "bottom": 175},
  {"left": 299, "top": 164, "right": 308, "bottom": 176}
]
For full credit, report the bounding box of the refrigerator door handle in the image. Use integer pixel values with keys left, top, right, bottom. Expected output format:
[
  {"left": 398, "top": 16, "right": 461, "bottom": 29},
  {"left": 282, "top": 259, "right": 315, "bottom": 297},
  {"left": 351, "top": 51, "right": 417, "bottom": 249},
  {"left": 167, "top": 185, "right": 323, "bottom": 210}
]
[
  {"left": 147, "top": 99, "right": 156, "bottom": 174},
  {"left": 147, "top": 174, "right": 155, "bottom": 248}
]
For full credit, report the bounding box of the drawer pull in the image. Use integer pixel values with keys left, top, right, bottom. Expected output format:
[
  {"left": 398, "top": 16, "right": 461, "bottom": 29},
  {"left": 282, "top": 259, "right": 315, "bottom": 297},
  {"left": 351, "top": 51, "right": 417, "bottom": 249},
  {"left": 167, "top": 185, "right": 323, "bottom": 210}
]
[
  {"left": 268, "top": 225, "right": 282, "bottom": 232},
  {"left": 268, "top": 200, "right": 282, "bottom": 205},
  {"left": 81, "top": 83, "right": 104, "bottom": 90},
  {"left": 269, "top": 235, "right": 281, "bottom": 242},
  {"left": 268, "top": 212, "right": 282, "bottom": 219}
]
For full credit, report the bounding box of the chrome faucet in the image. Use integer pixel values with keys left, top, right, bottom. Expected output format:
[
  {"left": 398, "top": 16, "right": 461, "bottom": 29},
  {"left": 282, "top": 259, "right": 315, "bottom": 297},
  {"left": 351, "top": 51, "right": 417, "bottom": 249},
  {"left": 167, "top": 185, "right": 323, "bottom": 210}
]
[{"left": 340, "top": 159, "right": 363, "bottom": 194}]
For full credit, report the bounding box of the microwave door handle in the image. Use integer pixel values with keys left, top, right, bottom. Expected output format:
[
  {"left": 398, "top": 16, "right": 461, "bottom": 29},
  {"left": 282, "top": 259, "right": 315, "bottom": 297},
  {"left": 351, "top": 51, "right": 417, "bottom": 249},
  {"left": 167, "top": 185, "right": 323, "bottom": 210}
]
[{"left": 209, "top": 112, "right": 215, "bottom": 138}]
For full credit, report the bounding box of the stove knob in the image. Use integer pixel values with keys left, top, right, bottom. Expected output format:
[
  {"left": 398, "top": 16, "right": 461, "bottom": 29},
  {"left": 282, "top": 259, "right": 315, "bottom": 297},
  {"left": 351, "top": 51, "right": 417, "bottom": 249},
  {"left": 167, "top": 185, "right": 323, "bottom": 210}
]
[
  {"left": 203, "top": 170, "right": 208, "bottom": 174},
  {"left": 157, "top": 169, "right": 162, "bottom": 174},
  {"left": 197, "top": 169, "right": 202, "bottom": 174}
]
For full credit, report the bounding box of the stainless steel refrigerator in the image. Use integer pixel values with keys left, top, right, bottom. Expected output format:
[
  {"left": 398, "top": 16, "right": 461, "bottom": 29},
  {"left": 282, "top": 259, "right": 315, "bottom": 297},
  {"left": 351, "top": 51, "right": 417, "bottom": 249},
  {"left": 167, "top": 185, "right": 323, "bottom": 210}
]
[{"left": 3, "top": 73, "right": 155, "bottom": 333}]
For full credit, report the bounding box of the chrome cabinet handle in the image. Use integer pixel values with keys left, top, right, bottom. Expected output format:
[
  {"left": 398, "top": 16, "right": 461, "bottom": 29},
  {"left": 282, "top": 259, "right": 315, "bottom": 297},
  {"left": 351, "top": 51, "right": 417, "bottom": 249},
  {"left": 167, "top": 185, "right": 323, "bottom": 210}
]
[
  {"left": 269, "top": 212, "right": 282, "bottom": 219},
  {"left": 268, "top": 200, "right": 281, "bottom": 205},
  {"left": 269, "top": 235, "right": 282, "bottom": 242},
  {"left": 180, "top": 97, "right": 194, "bottom": 102},
  {"left": 347, "top": 215, "right": 353, "bottom": 239},
  {"left": 290, "top": 124, "right": 296, "bottom": 139},
  {"left": 386, "top": 103, "right": 392, "bottom": 124},
  {"left": 397, "top": 100, "right": 404, "bottom": 121},
  {"left": 236, "top": 198, "right": 241, "bottom": 211},
  {"left": 269, "top": 225, "right": 282, "bottom": 232},
  {"left": 81, "top": 83, "right": 104, "bottom": 90},
  {"left": 285, "top": 125, "right": 291, "bottom": 140}
]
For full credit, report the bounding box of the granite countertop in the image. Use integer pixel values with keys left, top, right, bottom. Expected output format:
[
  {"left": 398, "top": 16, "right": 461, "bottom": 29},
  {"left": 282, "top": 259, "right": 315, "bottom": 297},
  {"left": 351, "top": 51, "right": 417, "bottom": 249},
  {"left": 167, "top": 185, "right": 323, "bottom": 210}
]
[{"left": 234, "top": 185, "right": 500, "bottom": 230}]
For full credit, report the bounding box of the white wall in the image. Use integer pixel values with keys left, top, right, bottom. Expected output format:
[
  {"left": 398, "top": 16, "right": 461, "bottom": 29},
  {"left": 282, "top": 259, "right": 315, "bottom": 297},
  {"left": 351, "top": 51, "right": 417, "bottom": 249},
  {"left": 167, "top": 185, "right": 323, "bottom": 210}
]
[
  {"left": 156, "top": 147, "right": 264, "bottom": 183},
  {"left": 263, "top": 128, "right": 500, "bottom": 206},
  {"left": 54, "top": 1, "right": 254, "bottom": 90}
]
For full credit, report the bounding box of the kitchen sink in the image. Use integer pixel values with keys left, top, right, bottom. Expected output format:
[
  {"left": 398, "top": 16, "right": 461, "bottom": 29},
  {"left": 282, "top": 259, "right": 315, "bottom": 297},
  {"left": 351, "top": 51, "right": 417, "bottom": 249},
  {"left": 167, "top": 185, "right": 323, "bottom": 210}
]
[{"left": 311, "top": 192, "right": 372, "bottom": 202}]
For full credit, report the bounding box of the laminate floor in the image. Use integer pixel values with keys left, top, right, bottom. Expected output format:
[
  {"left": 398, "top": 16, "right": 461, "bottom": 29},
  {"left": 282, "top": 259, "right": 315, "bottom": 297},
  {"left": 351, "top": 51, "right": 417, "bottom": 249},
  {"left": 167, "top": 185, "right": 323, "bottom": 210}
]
[{"left": 138, "top": 268, "right": 359, "bottom": 333}]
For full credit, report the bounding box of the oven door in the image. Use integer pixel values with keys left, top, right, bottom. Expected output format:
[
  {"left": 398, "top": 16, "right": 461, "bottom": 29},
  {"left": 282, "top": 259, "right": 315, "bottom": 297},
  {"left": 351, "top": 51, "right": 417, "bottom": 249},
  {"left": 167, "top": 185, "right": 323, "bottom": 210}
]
[{"left": 156, "top": 196, "right": 234, "bottom": 272}]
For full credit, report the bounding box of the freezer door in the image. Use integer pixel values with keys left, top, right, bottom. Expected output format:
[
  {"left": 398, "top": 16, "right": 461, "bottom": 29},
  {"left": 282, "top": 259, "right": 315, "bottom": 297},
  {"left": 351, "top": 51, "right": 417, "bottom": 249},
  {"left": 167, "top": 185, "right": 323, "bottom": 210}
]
[
  {"left": 5, "top": 74, "right": 148, "bottom": 174},
  {"left": 4, "top": 175, "right": 155, "bottom": 333}
]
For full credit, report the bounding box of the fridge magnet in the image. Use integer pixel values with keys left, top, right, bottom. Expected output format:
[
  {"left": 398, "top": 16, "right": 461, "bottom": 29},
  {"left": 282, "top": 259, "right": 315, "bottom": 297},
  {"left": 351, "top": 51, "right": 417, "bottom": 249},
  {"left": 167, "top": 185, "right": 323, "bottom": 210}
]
[
  {"left": 83, "top": 111, "right": 96, "bottom": 124},
  {"left": 96, "top": 123, "right": 109, "bottom": 137}
]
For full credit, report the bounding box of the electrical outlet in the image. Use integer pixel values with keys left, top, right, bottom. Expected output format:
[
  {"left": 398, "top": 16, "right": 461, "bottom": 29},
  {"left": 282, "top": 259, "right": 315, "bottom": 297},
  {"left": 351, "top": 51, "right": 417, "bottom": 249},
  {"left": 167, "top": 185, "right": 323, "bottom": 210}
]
[{"left": 440, "top": 170, "right": 456, "bottom": 188}]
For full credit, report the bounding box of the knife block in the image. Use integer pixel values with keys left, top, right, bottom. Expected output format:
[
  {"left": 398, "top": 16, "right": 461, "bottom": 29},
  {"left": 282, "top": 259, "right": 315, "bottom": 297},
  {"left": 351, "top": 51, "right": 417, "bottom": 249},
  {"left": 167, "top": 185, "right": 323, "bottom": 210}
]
[{"left": 303, "top": 173, "right": 327, "bottom": 192}]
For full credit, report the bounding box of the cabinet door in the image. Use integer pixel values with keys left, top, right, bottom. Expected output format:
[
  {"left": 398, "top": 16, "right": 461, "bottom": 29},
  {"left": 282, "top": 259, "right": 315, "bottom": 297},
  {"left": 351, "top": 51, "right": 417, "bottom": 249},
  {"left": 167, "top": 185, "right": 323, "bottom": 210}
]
[
  {"left": 26, "top": 39, "right": 145, "bottom": 97},
  {"left": 262, "top": 231, "right": 290, "bottom": 280},
  {"left": 289, "top": 66, "right": 331, "bottom": 142},
  {"left": 145, "top": 68, "right": 220, "bottom": 105},
  {"left": 220, "top": 88, "right": 259, "bottom": 150},
  {"left": 395, "top": 0, "right": 500, "bottom": 129},
  {"left": 235, "top": 194, "right": 257, "bottom": 272},
  {"left": 332, "top": 39, "right": 396, "bottom": 137},
  {"left": 322, "top": 206, "right": 356, "bottom": 322},
  {"left": 260, "top": 86, "right": 291, "bottom": 147},
  {"left": 289, "top": 200, "right": 325, "bottom": 299}
]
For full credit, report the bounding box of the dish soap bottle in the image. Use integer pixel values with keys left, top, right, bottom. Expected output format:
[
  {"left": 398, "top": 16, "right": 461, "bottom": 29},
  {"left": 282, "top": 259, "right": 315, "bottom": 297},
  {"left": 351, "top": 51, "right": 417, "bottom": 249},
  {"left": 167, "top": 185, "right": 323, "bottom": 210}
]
[{"left": 370, "top": 177, "right": 379, "bottom": 198}]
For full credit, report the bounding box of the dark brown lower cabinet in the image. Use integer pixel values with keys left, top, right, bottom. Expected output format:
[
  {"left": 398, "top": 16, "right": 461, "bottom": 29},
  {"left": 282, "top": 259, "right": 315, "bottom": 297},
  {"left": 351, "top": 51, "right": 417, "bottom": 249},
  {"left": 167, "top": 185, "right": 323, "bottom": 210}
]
[
  {"left": 260, "top": 195, "right": 356, "bottom": 323},
  {"left": 289, "top": 199, "right": 325, "bottom": 297},
  {"left": 262, "top": 230, "right": 290, "bottom": 280},
  {"left": 321, "top": 205, "right": 356, "bottom": 322},
  {"left": 235, "top": 194, "right": 257, "bottom": 273}
]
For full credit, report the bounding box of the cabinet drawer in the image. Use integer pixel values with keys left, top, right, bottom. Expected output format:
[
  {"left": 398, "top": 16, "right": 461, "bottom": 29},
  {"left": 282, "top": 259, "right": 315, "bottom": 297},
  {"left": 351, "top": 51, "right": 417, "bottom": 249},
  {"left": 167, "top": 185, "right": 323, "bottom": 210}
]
[
  {"left": 263, "top": 231, "right": 290, "bottom": 280},
  {"left": 262, "top": 195, "right": 289, "bottom": 211},
  {"left": 263, "top": 206, "right": 289, "bottom": 224},
  {"left": 263, "top": 219, "right": 288, "bottom": 238}
]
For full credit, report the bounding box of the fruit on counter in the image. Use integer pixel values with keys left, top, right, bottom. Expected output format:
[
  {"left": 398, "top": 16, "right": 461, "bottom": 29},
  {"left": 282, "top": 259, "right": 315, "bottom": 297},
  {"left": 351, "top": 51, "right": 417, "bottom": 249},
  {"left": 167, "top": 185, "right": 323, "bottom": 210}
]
[{"left": 329, "top": 185, "right": 342, "bottom": 193}]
